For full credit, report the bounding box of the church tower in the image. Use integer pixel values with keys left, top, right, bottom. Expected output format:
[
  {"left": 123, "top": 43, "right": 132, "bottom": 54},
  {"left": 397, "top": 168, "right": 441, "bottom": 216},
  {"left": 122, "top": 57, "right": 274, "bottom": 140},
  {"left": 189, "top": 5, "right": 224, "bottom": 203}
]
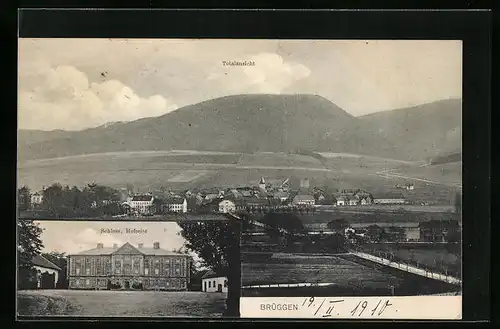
[{"left": 259, "top": 177, "right": 266, "bottom": 191}]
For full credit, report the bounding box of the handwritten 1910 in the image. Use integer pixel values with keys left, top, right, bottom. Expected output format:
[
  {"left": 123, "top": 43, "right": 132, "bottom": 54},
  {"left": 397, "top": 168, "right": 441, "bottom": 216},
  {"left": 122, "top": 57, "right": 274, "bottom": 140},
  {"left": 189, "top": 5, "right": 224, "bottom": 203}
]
[{"left": 301, "top": 297, "right": 393, "bottom": 318}]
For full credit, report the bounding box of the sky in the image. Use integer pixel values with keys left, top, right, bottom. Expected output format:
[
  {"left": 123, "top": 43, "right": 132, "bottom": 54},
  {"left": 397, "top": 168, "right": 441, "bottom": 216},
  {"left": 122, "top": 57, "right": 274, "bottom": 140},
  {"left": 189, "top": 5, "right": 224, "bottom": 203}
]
[
  {"left": 18, "top": 39, "right": 462, "bottom": 131},
  {"left": 34, "top": 221, "right": 204, "bottom": 267}
]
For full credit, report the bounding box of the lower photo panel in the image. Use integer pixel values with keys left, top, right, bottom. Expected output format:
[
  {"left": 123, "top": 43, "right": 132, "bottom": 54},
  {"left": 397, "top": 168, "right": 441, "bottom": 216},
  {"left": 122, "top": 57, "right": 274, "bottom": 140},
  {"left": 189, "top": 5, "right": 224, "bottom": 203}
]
[{"left": 17, "top": 219, "right": 240, "bottom": 318}]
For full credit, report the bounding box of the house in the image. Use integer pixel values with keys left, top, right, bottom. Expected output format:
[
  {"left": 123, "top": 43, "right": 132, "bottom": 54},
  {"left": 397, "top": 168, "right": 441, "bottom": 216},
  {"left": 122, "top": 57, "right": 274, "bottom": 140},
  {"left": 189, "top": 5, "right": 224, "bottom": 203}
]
[
  {"left": 67, "top": 242, "right": 191, "bottom": 290},
  {"left": 204, "top": 193, "right": 220, "bottom": 202},
  {"left": 273, "top": 191, "right": 290, "bottom": 203},
  {"left": 292, "top": 195, "right": 315, "bottom": 206},
  {"left": 359, "top": 195, "right": 373, "bottom": 205},
  {"left": 162, "top": 197, "right": 188, "bottom": 213},
  {"left": 218, "top": 200, "right": 236, "bottom": 213},
  {"left": 201, "top": 270, "right": 228, "bottom": 293},
  {"left": 32, "top": 254, "right": 61, "bottom": 289},
  {"left": 336, "top": 196, "right": 346, "bottom": 206},
  {"left": 128, "top": 194, "right": 155, "bottom": 214},
  {"left": 373, "top": 192, "right": 406, "bottom": 205},
  {"left": 348, "top": 195, "right": 360, "bottom": 206},
  {"left": 30, "top": 192, "right": 44, "bottom": 206}
]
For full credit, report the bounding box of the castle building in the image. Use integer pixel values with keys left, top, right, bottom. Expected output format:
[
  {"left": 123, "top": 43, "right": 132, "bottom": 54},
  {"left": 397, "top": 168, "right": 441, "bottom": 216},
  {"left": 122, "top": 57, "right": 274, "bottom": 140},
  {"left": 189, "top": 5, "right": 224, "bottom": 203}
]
[{"left": 67, "top": 242, "right": 191, "bottom": 291}]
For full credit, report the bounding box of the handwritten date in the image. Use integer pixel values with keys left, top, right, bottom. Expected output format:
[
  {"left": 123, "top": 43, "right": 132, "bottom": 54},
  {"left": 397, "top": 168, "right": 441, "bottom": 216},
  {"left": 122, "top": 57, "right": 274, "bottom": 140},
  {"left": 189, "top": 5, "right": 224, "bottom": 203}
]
[{"left": 302, "top": 297, "right": 393, "bottom": 317}]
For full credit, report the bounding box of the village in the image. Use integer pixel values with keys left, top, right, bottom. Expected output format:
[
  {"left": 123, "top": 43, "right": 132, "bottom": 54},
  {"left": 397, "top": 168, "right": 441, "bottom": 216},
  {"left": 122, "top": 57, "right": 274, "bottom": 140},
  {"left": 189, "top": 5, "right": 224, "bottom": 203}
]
[{"left": 23, "top": 177, "right": 415, "bottom": 217}]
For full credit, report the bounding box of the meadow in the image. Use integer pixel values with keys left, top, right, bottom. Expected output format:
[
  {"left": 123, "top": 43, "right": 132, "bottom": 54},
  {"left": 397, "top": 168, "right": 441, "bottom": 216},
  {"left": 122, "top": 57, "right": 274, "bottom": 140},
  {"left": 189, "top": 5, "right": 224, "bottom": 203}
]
[
  {"left": 17, "top": 290, "right": 226, "bottom": 317},
  {"left": 390, "top": 162, "right": 462, "bottom": 187},
  {"left": 240, "top": 251, "right": 459, "bottom": 297},
  {"left": 17, "top": 150, "right": 458, "bottom": 205}
]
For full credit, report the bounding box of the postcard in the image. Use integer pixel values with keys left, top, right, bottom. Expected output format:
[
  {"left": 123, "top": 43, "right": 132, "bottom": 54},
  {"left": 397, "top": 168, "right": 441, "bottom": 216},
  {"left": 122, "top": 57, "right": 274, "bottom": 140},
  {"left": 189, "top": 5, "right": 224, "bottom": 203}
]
[{"left": 18, "top": 38, "right": 462, "bottom": 320}]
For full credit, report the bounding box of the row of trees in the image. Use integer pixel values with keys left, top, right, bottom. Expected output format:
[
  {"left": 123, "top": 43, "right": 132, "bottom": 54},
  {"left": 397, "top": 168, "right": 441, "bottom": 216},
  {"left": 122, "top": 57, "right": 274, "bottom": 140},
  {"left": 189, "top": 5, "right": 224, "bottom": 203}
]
[{"left": 18, "top": 183, "right": 125, "bottom": 217}]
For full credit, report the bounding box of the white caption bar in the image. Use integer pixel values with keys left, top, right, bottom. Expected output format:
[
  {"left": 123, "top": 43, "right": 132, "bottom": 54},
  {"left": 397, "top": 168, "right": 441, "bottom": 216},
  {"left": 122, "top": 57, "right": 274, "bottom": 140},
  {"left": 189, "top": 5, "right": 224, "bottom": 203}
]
[{"left": 240, "top": 296, "right": 462, "bottom": 319}]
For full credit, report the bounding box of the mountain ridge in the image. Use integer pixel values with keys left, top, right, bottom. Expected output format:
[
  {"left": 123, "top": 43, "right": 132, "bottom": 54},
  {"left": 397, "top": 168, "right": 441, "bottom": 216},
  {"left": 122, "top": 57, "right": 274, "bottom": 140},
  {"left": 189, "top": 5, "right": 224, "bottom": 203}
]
[{"left": 18, "top": 94, "right": 461, "bottom": 162}]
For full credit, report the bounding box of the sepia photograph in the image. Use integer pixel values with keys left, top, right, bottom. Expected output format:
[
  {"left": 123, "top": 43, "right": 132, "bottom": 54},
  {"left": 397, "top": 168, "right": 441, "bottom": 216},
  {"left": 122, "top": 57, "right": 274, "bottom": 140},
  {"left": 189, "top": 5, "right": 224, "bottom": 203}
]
[
  {"left": 17, "top": 220, "right": 238, "bottom": 317},
  {"left": 17, "top": 38, "right": 462, "bottom": 319}
]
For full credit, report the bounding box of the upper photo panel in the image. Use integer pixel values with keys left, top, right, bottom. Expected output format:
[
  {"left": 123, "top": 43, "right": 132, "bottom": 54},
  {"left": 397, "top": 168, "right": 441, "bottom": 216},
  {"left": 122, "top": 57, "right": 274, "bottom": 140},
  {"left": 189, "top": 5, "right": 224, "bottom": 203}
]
[{"left": 17, "top": 39, "right": 462, "bottom": 221}]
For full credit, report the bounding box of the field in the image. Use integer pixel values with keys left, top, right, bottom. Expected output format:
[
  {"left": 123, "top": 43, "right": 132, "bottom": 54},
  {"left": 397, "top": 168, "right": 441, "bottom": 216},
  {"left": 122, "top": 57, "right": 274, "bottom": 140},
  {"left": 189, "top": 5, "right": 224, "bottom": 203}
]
[
  {"left": 241, "top": 252, "right": 461, "bottom": 297},
  {"left": 17, "top": 290, "right": 226, "bottom": 317},
  {"left": 382, "top": 162, "right": 462, "bottom": 188},
  {"left": 17, "top": 150, "right": 458, "bottom": 205},
  {"left": 241, "top": 252, "right": 403, "bottom": 288},
  {"left": 358, "top": 243, "right": 462, "bottom": 277}
]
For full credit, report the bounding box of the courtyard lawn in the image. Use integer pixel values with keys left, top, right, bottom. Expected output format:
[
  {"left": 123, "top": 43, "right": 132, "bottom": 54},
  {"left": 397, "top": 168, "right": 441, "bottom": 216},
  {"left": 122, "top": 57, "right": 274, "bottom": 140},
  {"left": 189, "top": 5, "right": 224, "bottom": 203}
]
[{"left": 17, "top": 290, "right": 226, "bottom": 317}]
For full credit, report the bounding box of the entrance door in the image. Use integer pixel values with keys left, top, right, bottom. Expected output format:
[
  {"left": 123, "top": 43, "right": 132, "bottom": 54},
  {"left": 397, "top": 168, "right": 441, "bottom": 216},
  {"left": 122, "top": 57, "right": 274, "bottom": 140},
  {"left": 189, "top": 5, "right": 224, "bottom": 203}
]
[
  {"left": 217, "top": 284, "right": 222, "bottom": 292},
  {"left": 124, "top": 280, "right": 130, "bottom": 289},
  {"left": 204, "top": 281, "right": 207, "bottom": 292}
]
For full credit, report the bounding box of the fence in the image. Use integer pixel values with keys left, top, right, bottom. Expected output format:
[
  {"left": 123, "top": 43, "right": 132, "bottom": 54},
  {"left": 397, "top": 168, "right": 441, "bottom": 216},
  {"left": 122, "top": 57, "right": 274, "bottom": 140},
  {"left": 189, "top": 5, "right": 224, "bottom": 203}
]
[
  {"left": 242, "top": 282, "right": 335, "bottom": 289},
  {"left": 351, "top": 244, "right": 461, "bottom": 279},
  {"left": 349, "top": 249, "right": 461, "bottom": 285}
]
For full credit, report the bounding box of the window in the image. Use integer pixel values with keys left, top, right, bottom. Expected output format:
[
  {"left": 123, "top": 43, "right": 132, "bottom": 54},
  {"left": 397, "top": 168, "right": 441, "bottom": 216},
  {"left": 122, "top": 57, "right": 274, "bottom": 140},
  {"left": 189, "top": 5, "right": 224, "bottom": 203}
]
[
  {"left": 86, "top": 268, "right": 91, "bottom": 275},
  {"left": 75, "top": 279, "right": 80, "bottom": 285},
  {"left": 155, "top": 268, "right": 159, "bottom": 275},
  {"left": 76, "top": 268, "right": 80, "bottom": 275},
  {"left": 86, "top": 279, "right": 90, "bottom": 285},
  {"left": 145, "top": 268, "right": 149, "bottom": 275},
  {"left": 213, "top": 280, "right": 216, "bottom": 287},
  {"left": 224, "top": 280, "right": 228, "bottom": 287}
]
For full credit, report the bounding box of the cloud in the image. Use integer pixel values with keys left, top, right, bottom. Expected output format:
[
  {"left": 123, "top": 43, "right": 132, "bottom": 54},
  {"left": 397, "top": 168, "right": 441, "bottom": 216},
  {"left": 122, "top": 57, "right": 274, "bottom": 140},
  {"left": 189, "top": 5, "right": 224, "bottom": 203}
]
[
  {"left": 207, "top": 52, "right": 311, "bottom": 94},
  {"left": 18, "top": 64, "right": 178, "bottom": 131}
]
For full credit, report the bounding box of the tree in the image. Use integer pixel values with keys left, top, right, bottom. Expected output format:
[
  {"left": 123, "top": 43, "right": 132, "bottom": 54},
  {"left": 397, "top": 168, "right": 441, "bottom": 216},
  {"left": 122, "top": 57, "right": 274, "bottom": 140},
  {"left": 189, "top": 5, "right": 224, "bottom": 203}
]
[
  {"left": 366, "top": 225, "right": 384, "bottom": 242},
  {"left": 454, "top": 192, "right": 462, "bottom": 215},
  {"left": 18, "top": 220, "right": 44, "bottom": 289},
  {"left": 18, "top": 186, "right": 31, "bottom": 211},
  {"left": 42, "top": 183, "right": 64, "bottom": 215},
  {"left": 178, "top": 220, "right": 240, "bottom": 316},
  {"left": 152, "top": 198, "right": 164, "bottom": 215},
  {"left": 327, "top": 219, "right": 349, "bottom": 232}
]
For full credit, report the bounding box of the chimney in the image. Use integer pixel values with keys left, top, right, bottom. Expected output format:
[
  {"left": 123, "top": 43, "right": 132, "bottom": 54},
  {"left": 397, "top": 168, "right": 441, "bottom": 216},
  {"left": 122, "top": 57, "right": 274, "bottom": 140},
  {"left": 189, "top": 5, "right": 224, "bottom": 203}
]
[
  {"left": 153, "top": 242, "right": 160, "bottom": 249},
  {"left": 113, "top": 243, "right": 118, "bottom": 249},
  {"left": 97, "top": 243, "right": 104, "bottom": 249},
  {"left": 138, "top": 243, "right": 144, "bottom": 248}
]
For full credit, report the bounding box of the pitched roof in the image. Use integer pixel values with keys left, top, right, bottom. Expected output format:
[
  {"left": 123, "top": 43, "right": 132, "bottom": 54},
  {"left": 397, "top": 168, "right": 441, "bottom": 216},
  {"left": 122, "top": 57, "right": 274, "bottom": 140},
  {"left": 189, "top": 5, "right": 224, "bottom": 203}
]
[
  {"left": 259, "top": 177, "right": 265, "bottom": 184},
  {"left": 32, "top": 254, "right": 61, "bottom": 271},
  {"left": 201, "top": 270, "right": 225, "bottom": 279},
  {"left": 131, "top": 195, "right": 154, "bottom": 201},
  {"left": 165, "top": 197, "right": 185, "bottom": 204},
  {"left": 69, "top": 242, "right": 188, "bottom": 257}
]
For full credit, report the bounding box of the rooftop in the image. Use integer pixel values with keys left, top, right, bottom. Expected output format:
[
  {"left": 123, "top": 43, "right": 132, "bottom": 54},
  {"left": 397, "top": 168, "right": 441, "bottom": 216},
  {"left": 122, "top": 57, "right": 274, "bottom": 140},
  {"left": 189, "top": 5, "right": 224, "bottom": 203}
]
[
  {"left": 201, "top": 270, "right": 225, "bottom": 279},
  {"left": 131, "top": 195, "right": 154, "bottom": 202},
  {"left": 69, "top": 242, "right": 189, "bottom": 257},
  {"left": 165, "top": 197, "right": 185, "bottom": 204},
  {"left": 32, "top": 254, "right": 61, "bottom": 271}
]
